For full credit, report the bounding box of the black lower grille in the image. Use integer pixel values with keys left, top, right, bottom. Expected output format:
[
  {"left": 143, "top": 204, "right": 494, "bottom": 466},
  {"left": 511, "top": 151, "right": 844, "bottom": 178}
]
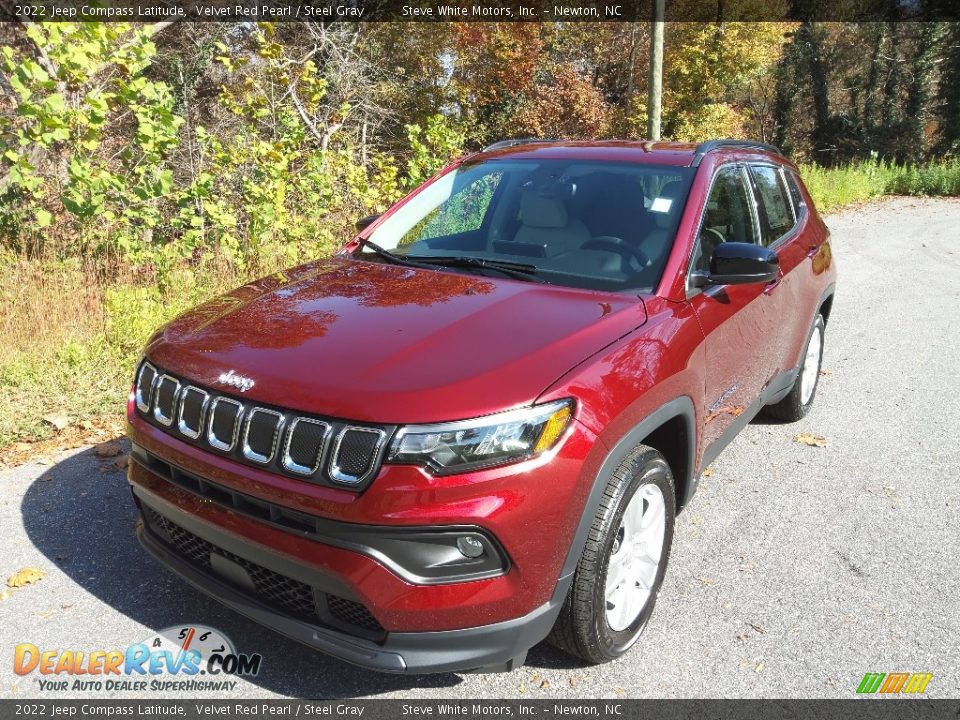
[
  {"left": 327, "top": 594, "right": 384, "bottom": 633},
  {"left": 143, "top": 506, "right": 384, "bottom": 638}
]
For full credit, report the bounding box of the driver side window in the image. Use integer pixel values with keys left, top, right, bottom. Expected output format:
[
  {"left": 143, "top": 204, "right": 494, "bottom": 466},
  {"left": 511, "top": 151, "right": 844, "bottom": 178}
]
[{"left": 691, "top": 166, "right": 757, "bottom": 274}]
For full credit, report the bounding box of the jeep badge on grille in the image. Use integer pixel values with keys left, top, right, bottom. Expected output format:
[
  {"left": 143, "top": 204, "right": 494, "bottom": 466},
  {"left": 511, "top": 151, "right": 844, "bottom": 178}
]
[{"left": 217, "top": 369, "right": 255, "bottom": 393}]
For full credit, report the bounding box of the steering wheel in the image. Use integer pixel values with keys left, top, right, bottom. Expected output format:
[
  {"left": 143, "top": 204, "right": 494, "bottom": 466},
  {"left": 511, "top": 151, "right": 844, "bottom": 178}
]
[{"left": 581, "top": 236, "right": 651, "bottom": 269}]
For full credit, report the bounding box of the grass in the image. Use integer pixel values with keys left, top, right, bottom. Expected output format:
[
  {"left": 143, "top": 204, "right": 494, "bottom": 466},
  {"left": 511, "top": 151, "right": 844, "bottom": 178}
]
[
  {"left": 0, "top": 253, "right": 257, "bottom": 452},
  {"left": 1, "top": 158, "right": 959, "bottom": 456},
  {"left": 799, "top": 158, "right": 960, "bottom": 213}
]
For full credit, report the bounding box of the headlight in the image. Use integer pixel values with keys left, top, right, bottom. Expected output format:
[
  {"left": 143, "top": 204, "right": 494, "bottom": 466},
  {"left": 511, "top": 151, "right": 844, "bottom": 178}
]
[{"left": 388, "top": 400, "right": 574, "bottom": 475}]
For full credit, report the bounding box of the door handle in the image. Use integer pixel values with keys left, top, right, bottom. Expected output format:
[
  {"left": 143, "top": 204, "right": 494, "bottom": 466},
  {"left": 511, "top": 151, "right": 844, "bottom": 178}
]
[{"left": 763, "top": 276, "right": 782, "bottom": 295}]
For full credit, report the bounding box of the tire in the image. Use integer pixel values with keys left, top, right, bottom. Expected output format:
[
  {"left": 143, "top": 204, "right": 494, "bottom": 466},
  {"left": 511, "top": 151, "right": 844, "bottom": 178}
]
[
  {"left": 548, "top": 444, "right": 675, "bottom": 664},
  {"left": 763, "top": 313, "right": 825, "bottom": 422}
]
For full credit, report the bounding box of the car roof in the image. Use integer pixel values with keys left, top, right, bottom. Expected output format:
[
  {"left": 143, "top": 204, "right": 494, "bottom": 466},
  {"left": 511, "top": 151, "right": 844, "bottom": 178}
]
[{"left": 469, "top": 139, "right": 793, "bottom": 169}]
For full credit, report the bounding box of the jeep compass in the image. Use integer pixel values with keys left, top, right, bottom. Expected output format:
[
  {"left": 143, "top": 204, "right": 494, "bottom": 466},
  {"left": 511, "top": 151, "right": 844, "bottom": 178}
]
[{"left": 127, "top": 139, "right": 836, "bottom": 673}]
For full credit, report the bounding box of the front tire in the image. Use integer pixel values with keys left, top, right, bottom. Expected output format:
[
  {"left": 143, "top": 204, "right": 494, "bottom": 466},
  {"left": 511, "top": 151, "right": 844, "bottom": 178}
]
[
  {"left": 764, "top": 313, "right": 825, "bottom": 422},
  {"left": 549, "top": 444, "right": 675, "bottom": 664}
]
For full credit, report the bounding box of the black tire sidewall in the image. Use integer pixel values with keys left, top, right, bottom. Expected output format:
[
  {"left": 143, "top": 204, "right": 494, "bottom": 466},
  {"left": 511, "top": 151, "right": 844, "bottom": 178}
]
[{"left": 591, "top": 456, "right": 675, "bottom": 659}]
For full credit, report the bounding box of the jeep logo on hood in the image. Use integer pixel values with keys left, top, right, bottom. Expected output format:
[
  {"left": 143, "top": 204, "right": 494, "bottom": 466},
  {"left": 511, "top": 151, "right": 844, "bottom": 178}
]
[{"left": 217, "top": 370, "right": 255, "bottom": 393}]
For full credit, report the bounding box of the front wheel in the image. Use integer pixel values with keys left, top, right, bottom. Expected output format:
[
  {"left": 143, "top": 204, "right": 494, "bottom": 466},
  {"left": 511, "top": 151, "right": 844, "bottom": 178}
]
[
  {"left": 549, "top": 445, "right": 675, "bottom": 664},
  {"left": 764, "top": 313, "right": 825, "bottom": 422}
]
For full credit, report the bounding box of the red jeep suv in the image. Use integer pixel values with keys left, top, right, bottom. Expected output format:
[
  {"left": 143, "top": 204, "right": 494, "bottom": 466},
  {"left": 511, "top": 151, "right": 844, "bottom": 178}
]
[{"left": 127, "top": 139, "right": 835, "bottom": 673}]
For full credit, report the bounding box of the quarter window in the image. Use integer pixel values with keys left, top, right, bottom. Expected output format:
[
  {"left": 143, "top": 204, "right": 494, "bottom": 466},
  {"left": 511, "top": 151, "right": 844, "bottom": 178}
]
[{"left": 751, "top": 165, "right": 794, "bottom": 245}]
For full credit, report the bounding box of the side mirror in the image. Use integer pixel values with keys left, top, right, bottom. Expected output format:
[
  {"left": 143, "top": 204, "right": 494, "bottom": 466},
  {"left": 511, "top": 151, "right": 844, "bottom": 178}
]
[
  {"left": 356, "top": 214, "right": 381, "bottom": 231},
  {"left": 691, "top": 242, "right": 779, "bottom": 288}
]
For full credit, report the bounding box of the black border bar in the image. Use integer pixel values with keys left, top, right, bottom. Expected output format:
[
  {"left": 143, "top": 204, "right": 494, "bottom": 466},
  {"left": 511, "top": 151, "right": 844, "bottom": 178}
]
[
  {"left": 3, "top": 0, "right": 960, "bottom": 22},
  {"left": 0, "top": 699, "right": 958, "bottom": 719}
]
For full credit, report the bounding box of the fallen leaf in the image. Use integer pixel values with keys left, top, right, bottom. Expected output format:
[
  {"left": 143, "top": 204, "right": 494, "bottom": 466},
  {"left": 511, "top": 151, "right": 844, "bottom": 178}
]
[
  {"left": 42, "top": 414, "right": 70, "bottom": 432},
  {"left": 704, "top": 405, "right": 746, "bottom": 423},
  {"left": 94, "top": 440, "right": 123, "bottom": 458},
  {"left": 568, "top": 677, "right": 578, "bottom": 688},
  {"left": 702, "top": 467, "right": 714, "bottom": 477},
  {"left": 7, "top": 567, "right": 43, "bottom": 588},
  {"left": 0, "top": 590, "right": 12, "bottom": 601},
  {"left": 60, "top": 603, "right": 73, "bottom": 609},
  {"left": 748, "top": 622, "right": 767, "bottom": 634},
  {"left": 113, "top": 455, "right": 129, "bottom": 470},
  {"left": 755, "top": 662, "right": 765, "bottom": 672},
  {"left": 697, "top": 576, "right": 716, "bottom": 585},
  {"left": 540, "top": 680, "right": 550, "bottom": 689},
  {"left": 38, "top": 608, "right": 56, "bottom": 619},
  {"left": 794, "top": 432, "right": 828, "bottom": 448},
  {"left": 818, "top": 369, "right": 833, "bottom": 376},
  {"left": 80, "top": 420, "right": 94, "bottom": 430}
]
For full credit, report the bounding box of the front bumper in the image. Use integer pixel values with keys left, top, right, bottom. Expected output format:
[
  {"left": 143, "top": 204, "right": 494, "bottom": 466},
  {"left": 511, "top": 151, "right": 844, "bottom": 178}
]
[
  {"left": 133, "top": 480, "right": 560, "bottom": 673},
  {"left": 126, "top": 410, "right": 602, "bottom": 672}
]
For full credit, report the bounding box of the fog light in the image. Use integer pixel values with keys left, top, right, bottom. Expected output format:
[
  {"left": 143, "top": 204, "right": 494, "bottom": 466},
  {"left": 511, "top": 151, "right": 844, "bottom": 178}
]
[{"left": 457, "top": 536, "right": 485, "bottom": 559}]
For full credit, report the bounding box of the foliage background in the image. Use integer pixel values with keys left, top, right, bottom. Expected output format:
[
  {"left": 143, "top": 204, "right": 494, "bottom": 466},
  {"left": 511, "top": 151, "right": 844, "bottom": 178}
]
[{"left": 1, "top": 19, "right": 959, "bottom": 451}]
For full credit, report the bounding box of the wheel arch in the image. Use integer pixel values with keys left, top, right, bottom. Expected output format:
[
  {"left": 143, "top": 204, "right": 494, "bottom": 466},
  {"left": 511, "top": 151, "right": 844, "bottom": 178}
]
[
  {"left": 817, "top": 283, "right": 836, "bottom": 325},
  {"left": 551, "top": 396, "right": 697, "bottom": 605}
]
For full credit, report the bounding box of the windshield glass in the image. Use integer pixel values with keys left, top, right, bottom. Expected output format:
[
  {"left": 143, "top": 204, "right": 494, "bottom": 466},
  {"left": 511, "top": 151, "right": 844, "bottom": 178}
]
[{"left": 363, "top": 158, "right": 694, "bottom": 293}]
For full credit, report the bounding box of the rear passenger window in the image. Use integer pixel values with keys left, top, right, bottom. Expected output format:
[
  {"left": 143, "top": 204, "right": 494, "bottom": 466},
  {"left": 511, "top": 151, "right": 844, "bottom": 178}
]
[
  {"left": 784, "top": 170, "right": 806, "bottom": 214},
  {"left": 750, "top": 165, "right": 795, "bottom": 245}
]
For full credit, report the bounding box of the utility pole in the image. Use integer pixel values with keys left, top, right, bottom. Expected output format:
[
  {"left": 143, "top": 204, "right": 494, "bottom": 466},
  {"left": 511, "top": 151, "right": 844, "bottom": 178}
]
[{"left": 647, "top": 0, "right": 665, "bottom": 140}]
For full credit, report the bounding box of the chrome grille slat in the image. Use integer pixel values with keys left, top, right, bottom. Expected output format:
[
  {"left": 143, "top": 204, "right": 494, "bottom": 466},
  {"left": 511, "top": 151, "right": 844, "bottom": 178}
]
[
  {"left": 134, "top": 362, "right": 392, "bottom": 489},
  {"left": 207, "top": 397, "right": 244, "bottom": 452},
  {"left": 282, "top": 418, "right": 330, "bottom": 476},
  {"left": 242, "top": 408, "right": 284, "bottom": 464},
  {"left": 329, "top": 427, "right": 387, "bottom": 485},
  {"left": 153, "top": 375, "right": 181, "bottom": 426},
  {"left": 135, "top": 362, "right": 158, "bottom": 413},
  {"left": 177, "top": 386, "right": 210, "bottom": 440}
]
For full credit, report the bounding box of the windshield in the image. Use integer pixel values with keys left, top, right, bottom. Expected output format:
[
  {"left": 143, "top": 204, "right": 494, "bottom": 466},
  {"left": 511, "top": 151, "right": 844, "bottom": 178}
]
[{"left": 363, "top": 158, "right": 694, "bottom": 293}]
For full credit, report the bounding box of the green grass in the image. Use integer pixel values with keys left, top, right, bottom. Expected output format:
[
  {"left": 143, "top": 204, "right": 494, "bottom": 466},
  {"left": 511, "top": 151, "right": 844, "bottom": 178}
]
[
  {"left": 800, "top": 159, "right": 960, "bottom": 213},
  {"left": 0, "top": 256, "right": 254, "bottom": 449}
]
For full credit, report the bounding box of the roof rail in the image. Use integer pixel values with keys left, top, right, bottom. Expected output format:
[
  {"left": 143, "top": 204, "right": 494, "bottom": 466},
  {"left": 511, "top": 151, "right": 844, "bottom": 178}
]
[
  {"left": 481, "top": 138, "right": 558, "bottom": 153},
  {"left": 692, "top": 139, "right": 783, "bottom": 166}
]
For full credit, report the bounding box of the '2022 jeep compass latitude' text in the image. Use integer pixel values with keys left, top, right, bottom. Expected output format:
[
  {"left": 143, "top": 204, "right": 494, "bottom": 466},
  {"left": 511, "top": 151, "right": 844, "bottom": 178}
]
[{"left": 127, "top": 139, "right": 836, "bottom": 673}]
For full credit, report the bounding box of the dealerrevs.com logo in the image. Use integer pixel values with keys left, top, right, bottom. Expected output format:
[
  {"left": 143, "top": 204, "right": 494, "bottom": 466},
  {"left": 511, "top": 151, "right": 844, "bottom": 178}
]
[{"left": 14, "top": 625, "right": 262, "bottom": 693}]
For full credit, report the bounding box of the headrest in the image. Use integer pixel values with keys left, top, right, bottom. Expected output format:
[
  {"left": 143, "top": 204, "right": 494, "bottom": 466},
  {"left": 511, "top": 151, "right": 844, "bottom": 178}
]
[
  {"left": 658, "top": 181, "right": 685, "bottom": 200},
  {"left": 520, "top": 191, "right": 568, "bottom": 228}
]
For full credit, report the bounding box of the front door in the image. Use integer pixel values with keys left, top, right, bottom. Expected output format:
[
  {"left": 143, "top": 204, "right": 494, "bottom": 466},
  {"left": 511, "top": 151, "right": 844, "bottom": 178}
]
[{"left": 688, "top": 164, "right": 783, "bottom": 456}]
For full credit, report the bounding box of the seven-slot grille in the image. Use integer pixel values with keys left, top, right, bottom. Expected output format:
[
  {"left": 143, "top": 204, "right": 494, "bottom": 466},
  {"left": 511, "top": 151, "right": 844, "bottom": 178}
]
[{"left": 135, "top": 361, "right": 391, "bottom": 489}]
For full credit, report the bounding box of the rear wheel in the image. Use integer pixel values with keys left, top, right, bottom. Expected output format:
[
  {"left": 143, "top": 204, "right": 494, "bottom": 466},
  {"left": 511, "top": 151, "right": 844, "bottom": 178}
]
[
  {"left": 549, "top": 445, "right": 675, "bottom": 664},
  {"left": 764, "top": 313, "right": 825, "bottom": 422}
]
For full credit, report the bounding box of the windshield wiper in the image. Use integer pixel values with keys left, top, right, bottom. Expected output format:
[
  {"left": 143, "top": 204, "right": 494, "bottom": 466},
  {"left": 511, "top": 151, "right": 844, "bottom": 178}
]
[
  {"left": 408, "top": 255, "right": 547, "bottom": 283},
  {"left": 355, "top": 238, "right": 439, "bottom": 270}
]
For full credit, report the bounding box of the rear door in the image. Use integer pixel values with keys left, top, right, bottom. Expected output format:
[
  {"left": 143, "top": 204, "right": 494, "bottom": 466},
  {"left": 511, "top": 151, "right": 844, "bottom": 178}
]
[
  {"left": 746, "top": 163, "right": 807, "bottom": 377},
  {"left": 687, "top": 164, "right": 782, "bottom": 457}
]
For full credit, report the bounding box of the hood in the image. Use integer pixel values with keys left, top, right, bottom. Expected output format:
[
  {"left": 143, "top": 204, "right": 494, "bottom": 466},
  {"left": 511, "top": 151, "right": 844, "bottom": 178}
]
[{"left": 146, "top": 257, "right": 647, "bottom": 424}]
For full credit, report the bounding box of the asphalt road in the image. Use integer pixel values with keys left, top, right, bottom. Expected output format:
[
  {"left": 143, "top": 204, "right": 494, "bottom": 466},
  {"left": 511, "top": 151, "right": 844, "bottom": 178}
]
[{"left": 2, "top": 197, "right": 959, "bottom": 700}]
